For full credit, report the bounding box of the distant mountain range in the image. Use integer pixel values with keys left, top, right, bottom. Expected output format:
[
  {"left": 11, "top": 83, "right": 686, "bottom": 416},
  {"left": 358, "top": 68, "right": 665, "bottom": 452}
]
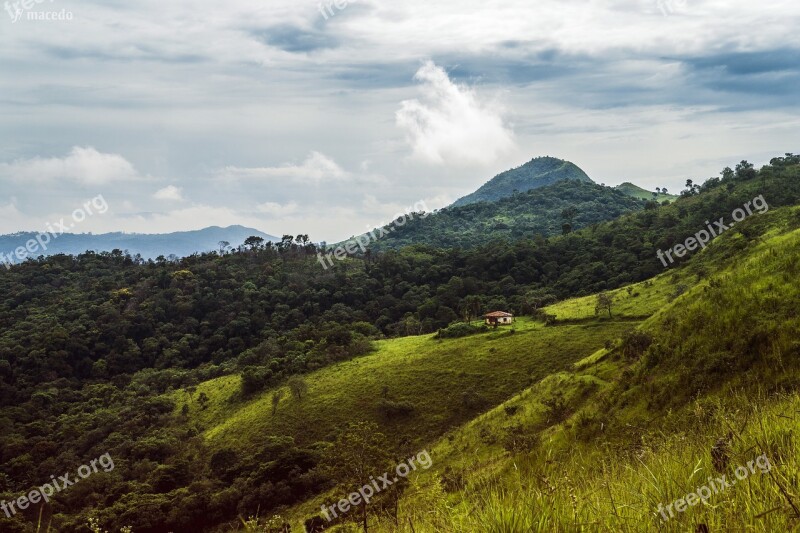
[
  {"left": 451, "top": 156, "right": 594, "bottom": 207},
  {"left": 0, "top": 225, "right": 277, "bottom": 263}
]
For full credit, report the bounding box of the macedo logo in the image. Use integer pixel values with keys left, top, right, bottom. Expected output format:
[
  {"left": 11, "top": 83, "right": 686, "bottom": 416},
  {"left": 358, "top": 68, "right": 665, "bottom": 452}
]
[{"left": 4, "top": 0, "right": 73, "bottom": 23}]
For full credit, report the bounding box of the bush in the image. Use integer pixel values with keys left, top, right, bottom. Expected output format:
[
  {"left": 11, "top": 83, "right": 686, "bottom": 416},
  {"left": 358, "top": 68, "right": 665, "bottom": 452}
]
[
  {"left": 241, "top": 366, "right": 272, "bottom": 396},
  {"left": 502, "top": 424, "right": 539, "bottom": 453},
  {"left": 621, "top": 330, "right": 654, "bottom": 360},
  {"left": 435, "top": 322, "right": 488, "bottom": 339},
  {"left": 377, "top": 398, "right": 416, "bottom": 419}
]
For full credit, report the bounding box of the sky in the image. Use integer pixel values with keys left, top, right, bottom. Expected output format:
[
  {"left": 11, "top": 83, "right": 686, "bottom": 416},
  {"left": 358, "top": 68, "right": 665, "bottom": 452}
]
[{"left": 0, "top": 0, "right": 798, "bottom": 242}]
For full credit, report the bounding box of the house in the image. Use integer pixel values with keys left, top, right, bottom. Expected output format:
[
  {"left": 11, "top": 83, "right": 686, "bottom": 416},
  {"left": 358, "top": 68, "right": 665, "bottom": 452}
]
[{"left": 484, "top": 311, "right": 514, "bottom": 326}]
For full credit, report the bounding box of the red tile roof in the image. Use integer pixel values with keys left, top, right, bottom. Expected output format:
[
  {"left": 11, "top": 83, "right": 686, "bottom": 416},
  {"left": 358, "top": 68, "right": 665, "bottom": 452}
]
[{"left": 484, "top": 311, "right": 513, "bottom": 317}]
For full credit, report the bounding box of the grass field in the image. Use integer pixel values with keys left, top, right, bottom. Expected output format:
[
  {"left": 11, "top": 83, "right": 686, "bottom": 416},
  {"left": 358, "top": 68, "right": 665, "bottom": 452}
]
[
  {"left": 328, "top": 209, "right": 800, "bottom": 532},
  {"left": 213, "top": 206, "right": 800, "bottom": 531},
  {"left": 176, "top": 317, "right": 636, "bottom": 456}
]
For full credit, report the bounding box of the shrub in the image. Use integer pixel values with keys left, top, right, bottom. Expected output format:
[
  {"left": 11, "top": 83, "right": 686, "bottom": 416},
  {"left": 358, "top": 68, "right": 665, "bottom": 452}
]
[
  {"left": 502, "top": 424, "right": 539, "bottom": 453},
  {"left": 621, "top": 330, "right": 654, "bottom": 360},
  {"left": 435, "top": 322, "right": 488, "bottom": 339},
  {"left": 241, "top": 366, "right": 272, "bottom": 397},
  {"left": 377, "top": 399, "right": 416, "bottom": 419}
]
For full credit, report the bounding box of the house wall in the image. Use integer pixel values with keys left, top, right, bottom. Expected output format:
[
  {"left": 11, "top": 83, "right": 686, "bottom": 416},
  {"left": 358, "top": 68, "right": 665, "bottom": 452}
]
[{"left": 485, "top": 316, "right": 513, "bottom": 325}]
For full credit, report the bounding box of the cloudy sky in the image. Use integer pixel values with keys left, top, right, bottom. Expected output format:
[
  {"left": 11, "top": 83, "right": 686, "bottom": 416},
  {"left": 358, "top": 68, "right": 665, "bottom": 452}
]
[{"left": 1, "top": 0, "right": 798, "bottom": 241}]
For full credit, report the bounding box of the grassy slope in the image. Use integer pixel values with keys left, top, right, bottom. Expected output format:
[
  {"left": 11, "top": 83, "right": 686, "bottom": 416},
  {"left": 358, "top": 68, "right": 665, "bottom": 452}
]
[
  {"left": 351, "top": 206, "right": 800, "bottom": 532},
  {"left": 273, "top": 238, "right": 694, "bottom": 528},
  {"left": 177, "top": 318, "right": 633, "bottom": 455}
]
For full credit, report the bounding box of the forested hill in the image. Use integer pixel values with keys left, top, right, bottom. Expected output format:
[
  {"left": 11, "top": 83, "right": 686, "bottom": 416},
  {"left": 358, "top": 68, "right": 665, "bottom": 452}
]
[
  {"left": 0, "top": 155, "right": 797, "bottom": 532},
  {"left": 451, "top": 156, "right": 593, "bottom": 207},
  {"left": 360, "top": 180, "right": 647, "bottom": 251}
]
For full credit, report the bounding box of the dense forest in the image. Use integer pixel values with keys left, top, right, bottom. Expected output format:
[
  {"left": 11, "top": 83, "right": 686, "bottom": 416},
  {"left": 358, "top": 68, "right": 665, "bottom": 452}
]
[
  {"left": 0, "top": 154, "right": 798, "bottom": 532},
  {"left": 355, "top": 179, "right": 650, "bottom": 251}
]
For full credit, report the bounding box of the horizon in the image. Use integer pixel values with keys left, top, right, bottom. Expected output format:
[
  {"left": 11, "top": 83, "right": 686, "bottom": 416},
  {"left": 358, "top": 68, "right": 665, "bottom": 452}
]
[
  {"left": 2, "top": 0, "right": 798, "bottom": 241},
  {"left": 0, "top": 152, "right": 784, "bottom": 242}
]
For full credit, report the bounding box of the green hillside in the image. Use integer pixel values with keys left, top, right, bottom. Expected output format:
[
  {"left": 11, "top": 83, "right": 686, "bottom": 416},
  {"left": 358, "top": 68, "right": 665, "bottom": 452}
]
[
  {"left": 451, "top": 156, "right": 594, "bottom": 207},
  {"left": 615, "top": 181, "right": 678, "bottom": 202},
  {"left": 348, "top": 180, "right": 646, "bottom": 251},
  {"left": 1, "top": 155, "right": 799, "bottom": 532},
  {"left": 313, "top": 205, "right": 800, "bottom": 532},
  {"left": 183, "top": 318, "right": 633, "bottom": 455}
]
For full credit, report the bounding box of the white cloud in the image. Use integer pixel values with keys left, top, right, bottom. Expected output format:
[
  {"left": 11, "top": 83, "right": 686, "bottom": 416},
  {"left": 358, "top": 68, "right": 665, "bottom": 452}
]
[
  {"left": 219, "top": 152, "right": 348, "bottom": 182},
  {"left": 0, "top": 146, "right": 140, "bottom": 184},
  {"left": 396, "top": 60, "right": 516, "bottom": 166},
  {"left": 153, "top": 185, "right": 184, "bottom": 201},
  {"left": 256, "top": 201, "right": 299, "bottom": 217}
]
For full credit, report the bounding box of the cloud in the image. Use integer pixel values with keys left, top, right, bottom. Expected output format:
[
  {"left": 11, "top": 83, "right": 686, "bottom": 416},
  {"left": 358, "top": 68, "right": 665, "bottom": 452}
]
[
  {"left": 251, "top": 25, "right": 340, "bottom": 53},
  {"left": 256, "top": 201, "right": 299, "bottom": 217},
  {"left": 0, "top": 146, "right": 140, "bottom": 184},
  {"left": 218, "top": 152, "right": 348, "bottom": 182},
  {"left": 153, "top": 185, "right": 184, "bottom": 201},
  {"left": 396, "top": 61, "right": 516, "bottom": 165}
]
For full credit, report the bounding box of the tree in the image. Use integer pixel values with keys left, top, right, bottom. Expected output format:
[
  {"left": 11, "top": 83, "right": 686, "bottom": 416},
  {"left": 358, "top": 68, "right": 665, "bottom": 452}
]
[
  {"left": 197, "top": 392, "right": 210, "bottom": 410},
  {"left": 243, "top": 236, "right": 264, "bottom": 250},
  {"left": 218, "top": 241, "right": 230, "bottom": 254},
  {"left": 594, "top": 292, "right": 614, "bottom": 318},
  {"left": 735, "top": 160, "right": 756, "bottom": 180},
  {"left": 279, "top": 234, "right": 295, "bottom": 251},
  {"left": 287, "top": 376, "right": 308, "bottom": 401},
  {"left": 271, "top": 389, "right": 285, "bottom": 416},
  {"left": 560, "top": 206, "right": 578, "bottom": 222},
  {"left": 319, "top": 422, "right": 391, "bottom": 532},
  {"left": 721, "top": 167, "right": 735, "bottom": 181},
  {"left": 401, "top": 315, "right": 422, "bottom": 336},
  {"left": 460, "top": 295, "right": 483, "bottom": 323}
]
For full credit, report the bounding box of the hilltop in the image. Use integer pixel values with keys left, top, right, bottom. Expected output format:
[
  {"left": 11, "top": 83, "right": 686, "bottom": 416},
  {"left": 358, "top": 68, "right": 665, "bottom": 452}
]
[
  {"left": 615, "top": 181, "right": 678, "bottom": 202},
  {"left": 451, "top": 156, "right": 594, "bottom": 207}
]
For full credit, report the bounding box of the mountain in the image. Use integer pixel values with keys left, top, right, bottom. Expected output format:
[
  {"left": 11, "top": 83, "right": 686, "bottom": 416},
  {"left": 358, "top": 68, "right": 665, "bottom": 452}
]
[
  {"left": 615, "top": 181, "right": 678, "bottom": 202},
  {"left": 0, "top": 225, "right": 277, "bottom": 263},
  {"left": 451, "top": 156, "right": 594, "bottom": 207},
  {"left": 348, "top": 180, "right": 646, "bottom": 251},
  {"left": 0, "top": 154, "right": 797, "bottom": 531}
]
